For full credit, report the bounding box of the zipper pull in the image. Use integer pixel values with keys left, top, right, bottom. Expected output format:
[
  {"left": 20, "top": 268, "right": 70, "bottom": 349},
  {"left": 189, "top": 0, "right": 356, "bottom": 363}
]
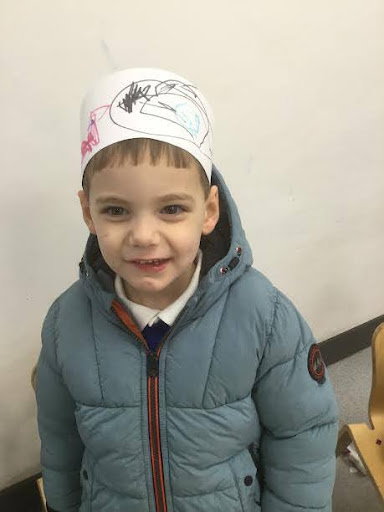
[{"left": 147, "top": 352, "right": 159, "bottom": 377}]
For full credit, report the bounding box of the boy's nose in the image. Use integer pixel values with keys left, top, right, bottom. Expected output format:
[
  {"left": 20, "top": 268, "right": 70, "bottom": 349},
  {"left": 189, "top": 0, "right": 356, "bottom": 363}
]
[{"left": 128, "top": 217, "right": 160, "bottom": 247}]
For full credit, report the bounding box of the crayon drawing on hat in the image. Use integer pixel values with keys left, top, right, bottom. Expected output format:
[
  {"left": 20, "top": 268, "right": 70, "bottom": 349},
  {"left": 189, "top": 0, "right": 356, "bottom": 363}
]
[
  {"left": 80, "top": 68, "right": 214, "bottom": 180},
  {"left": 110, "top": 79, "right": 211, "bottom": 153},
  {"left": 81, "top": 105, "right": 109, "bottom": 161}
]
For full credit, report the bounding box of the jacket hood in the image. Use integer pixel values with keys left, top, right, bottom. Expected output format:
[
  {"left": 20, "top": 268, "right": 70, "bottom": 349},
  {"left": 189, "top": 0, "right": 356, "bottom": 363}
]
[{"left": 79, "top": 165, "right": 253, "bottom": 323}]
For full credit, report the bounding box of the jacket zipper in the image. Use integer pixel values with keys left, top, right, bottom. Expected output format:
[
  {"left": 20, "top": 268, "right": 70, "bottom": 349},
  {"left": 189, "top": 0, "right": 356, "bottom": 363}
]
[
  {"left": 112, "top": 300, "right": 168, "bottom": 512},
  {"left": 147, "top": 351, "right": 167, "bottom": 512}
]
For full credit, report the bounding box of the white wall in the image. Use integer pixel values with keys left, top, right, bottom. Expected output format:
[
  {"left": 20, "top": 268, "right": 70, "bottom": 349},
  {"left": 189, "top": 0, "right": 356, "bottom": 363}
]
[{"left": 1, "top": 0, "right": 383, "bottom": 489}]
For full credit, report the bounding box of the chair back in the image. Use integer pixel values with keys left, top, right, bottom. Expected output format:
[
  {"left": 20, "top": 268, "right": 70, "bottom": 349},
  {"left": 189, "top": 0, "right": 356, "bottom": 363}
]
[{"left": 369, "top": 323, "right": 384, "bottom": 429}]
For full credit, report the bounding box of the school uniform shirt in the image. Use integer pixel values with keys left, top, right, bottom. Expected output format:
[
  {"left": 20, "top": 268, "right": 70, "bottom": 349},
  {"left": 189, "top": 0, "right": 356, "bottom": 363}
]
[{"left": 36, "top": 165, "right": 339, "bottom": 512}]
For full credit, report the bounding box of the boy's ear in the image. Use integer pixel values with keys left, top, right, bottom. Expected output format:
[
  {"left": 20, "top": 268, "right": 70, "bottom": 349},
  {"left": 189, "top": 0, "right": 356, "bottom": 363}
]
[
  {"left": 78, "top": 190, "right": 96, "bottom": 234},
  {"left": 202, "top": 185, "right": 220, "bottom": 236}
]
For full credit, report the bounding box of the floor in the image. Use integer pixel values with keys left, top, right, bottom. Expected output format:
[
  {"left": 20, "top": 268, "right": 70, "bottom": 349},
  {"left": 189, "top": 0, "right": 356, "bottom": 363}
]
[{"left": 329, "top": 347, "right": 383, "bottom": 511}]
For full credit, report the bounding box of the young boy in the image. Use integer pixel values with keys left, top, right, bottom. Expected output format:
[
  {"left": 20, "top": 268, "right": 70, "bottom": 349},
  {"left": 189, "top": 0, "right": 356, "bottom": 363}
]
[{"left": 36, "top": 68, "right": 339, "bottom": 512}]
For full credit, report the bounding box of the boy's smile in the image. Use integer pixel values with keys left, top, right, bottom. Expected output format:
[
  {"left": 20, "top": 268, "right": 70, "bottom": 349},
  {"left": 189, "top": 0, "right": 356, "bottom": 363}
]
[{"left": 79, "top": 155, "right": 219, "bottom": 310}]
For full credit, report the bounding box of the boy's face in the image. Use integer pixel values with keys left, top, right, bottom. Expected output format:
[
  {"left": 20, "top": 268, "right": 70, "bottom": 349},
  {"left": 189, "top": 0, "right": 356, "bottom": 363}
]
[{"left": 78, "top": 154, "right": 219, "bottom": 310}]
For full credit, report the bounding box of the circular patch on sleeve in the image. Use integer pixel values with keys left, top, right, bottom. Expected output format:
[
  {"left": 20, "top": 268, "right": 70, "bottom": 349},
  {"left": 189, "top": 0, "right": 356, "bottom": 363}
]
[{"left": 308, "top": 344, "right": 326, "bottom": 384}]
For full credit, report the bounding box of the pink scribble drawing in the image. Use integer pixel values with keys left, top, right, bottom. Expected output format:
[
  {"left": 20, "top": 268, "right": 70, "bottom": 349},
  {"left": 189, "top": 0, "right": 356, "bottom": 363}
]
[{"left": 81, "top": 105, "right": 110, "bottom": 161}]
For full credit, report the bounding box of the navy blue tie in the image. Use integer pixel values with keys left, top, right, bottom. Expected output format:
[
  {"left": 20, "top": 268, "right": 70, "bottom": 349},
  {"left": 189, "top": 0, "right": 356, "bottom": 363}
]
[{"left": 142, "top": 320, "right": 170, "bottom": 352}]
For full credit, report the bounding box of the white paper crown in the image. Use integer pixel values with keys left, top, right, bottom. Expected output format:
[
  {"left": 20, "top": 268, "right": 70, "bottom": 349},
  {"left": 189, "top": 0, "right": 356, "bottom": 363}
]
[{"left": 80, "top": 68, "right": 214, "bottom": 181}]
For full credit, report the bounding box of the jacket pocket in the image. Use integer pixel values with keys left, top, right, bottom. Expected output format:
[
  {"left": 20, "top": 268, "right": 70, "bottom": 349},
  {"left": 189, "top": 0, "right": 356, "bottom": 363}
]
[{"left": 228, "top": 450, "right": 261, "bottom": 511}]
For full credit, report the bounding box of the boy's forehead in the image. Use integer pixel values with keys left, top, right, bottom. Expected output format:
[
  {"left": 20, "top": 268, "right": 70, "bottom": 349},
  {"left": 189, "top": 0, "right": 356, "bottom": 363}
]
[{"left": 91, "top": 160, "right": 203, "bottom": 198}]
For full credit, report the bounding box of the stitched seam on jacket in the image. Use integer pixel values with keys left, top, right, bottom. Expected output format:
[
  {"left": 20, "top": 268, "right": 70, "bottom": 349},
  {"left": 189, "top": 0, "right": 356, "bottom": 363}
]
[
  {"left": 89, "top": 468, "right": 94, "bottom": 512},
  {"left": 169, "top": 447, "right": 255, "bottom": 473},
  {"left": 172, "top": 483, "right": 235, "bottom": 499},
  {"left": 166, "top": 393, "right": 251, "bottom": 410},
  {"left": 201, "top": 292, "right": 231, "bottom": 404},
  {"left": 201, "top": 328, "right": 221, "bottom": 404},
  {"left": 269, "top": 342, "right": 308, "bottom": 370},
  {"left": 254, "top": 343, "right": 310, "bottom": 386},
  {"left": 262, "top": 418, "right": 338, "bottom": 441},
  {"left": 51, "top": 299, "right": 61, "bottom": 371},
  {"left": 265, "top": 288, "right": 280, "bottom": 347},
  {"left": 41, "top": 300, "right": 67, "bottom": 385},
  {"left": 256, "top": 285, "right": 318, "bottom": 384},
  {"left": 227, "top": 461, "right": 246, "bottom": 512},
  {"left": 253, "top": 288, "right": 279, "bottom": 385},
  {"left": 88, "top": 474, "right": 147, "bottom": 499},
  {"left": 74, "top": 401, "right": 140, "bottom": 408},
  {"left": 263, "top": 481, "right": 330, "bottom": 510},
  {"left": 92, "top": 329, "right": 105, "bottom": 406},
  {"left": 40, "top": 349, "right": 64, "bottom": 384}
]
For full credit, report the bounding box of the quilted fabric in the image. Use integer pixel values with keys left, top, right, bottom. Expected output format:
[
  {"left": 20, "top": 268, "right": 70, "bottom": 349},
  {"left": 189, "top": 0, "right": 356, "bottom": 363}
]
[{"left": 36, "top": 166, "right": 338, "bottom": 512}]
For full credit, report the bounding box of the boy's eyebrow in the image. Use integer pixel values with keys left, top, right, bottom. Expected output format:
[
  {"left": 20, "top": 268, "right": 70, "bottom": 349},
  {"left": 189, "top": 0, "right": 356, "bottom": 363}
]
[
  {"left": 96, "top": 196, "right": 125, "bottom": 205},
  {"left": 156, "top": 193, "right": 195, "bottom": 203},
  {"left": 95, "top": 193, "right": 195, "bottom": 205}
]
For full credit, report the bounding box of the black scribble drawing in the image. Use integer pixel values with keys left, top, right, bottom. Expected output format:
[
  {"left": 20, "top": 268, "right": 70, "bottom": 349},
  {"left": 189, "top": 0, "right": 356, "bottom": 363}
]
[
  {"left": 109, "top": 79, "right": 212, "bottom": 158},
  {"left": 117, "top": 83, "right": 151, "bottom": 113},
  {"left": 157, "top": 101, "right": 177, "bottom": 113},
  {"left": 155, "top": 81, "right": 198, "bottom": 99}
]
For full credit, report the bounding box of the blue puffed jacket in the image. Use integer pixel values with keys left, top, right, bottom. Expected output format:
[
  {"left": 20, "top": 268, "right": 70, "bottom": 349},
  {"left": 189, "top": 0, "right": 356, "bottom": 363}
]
[{"left": 36, "top": 166, "right": 339, "bottom": 512}]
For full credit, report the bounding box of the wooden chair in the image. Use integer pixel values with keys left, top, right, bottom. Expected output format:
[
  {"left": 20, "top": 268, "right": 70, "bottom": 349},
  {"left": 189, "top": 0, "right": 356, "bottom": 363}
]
[
  {"left": 31, "top": 364, "right": 48, "bottom": 512},
  {"left": 336, "top": 323, "right": 384, "bottom": 501}
]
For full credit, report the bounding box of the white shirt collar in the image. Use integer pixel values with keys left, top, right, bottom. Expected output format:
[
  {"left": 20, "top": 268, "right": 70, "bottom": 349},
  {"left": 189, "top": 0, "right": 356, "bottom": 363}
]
[{"left": 115, "top": 250, "right": 202, "bottom": 330}]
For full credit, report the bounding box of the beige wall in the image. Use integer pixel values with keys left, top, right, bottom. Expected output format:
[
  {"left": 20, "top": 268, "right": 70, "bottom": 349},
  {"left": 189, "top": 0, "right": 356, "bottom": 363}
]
[{"left": 1, "top": 0, "right": 383, "bottom": 490}]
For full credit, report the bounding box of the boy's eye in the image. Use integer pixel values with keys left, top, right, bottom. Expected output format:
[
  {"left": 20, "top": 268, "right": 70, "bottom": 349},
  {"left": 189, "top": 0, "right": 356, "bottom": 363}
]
[
  {"left": 104, "top": 206, "right": 126, "bottom": 216},
  {"left": 161, "top": 205, "right": 184, "bottom": 215}
]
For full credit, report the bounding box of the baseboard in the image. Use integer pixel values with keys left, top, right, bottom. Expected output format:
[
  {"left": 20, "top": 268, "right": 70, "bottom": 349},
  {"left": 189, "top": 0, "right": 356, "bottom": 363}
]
[
  {"left": 0, "top": 472, "right": 42, "bottom": 512},
  {"left": 320, "top": 315, "right": 384, "bottom": 366},
  {"left": 1, "top": 315, "right": 383, "bottom": 508}
]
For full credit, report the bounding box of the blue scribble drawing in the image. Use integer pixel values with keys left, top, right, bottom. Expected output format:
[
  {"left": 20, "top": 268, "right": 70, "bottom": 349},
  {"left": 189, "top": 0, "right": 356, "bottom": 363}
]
[{"left": 174, "top": 103, "right": 200, "bottom": 136}]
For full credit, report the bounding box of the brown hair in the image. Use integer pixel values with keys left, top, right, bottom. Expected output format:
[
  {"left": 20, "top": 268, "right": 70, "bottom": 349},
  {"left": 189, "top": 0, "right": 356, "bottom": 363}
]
[{"left": 82, "top": 138, "right": 210, "bottom": 198}]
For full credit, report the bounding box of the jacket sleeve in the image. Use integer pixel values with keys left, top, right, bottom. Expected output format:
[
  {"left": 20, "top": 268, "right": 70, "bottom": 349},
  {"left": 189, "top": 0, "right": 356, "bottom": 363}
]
[
  {"left": 252, "top": 290, "right": 339, "bottom": 512},
  {"left": 36, "top": 299, "right": 85, "bottom": 512}
]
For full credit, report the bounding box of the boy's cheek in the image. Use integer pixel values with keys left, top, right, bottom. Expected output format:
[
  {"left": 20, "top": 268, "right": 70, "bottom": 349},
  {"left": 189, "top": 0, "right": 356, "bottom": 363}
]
[
  {"left": 92, "top": 220, "right": 121, "bottom": 239},
  {"left": 98, "top": 230, "right": 111, "bottom": 240}
]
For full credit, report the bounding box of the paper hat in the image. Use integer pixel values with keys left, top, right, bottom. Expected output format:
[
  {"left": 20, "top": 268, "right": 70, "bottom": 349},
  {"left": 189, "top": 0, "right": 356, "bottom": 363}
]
[{"left": 80, "top": 68, "right": 214, "bottom": 180}]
